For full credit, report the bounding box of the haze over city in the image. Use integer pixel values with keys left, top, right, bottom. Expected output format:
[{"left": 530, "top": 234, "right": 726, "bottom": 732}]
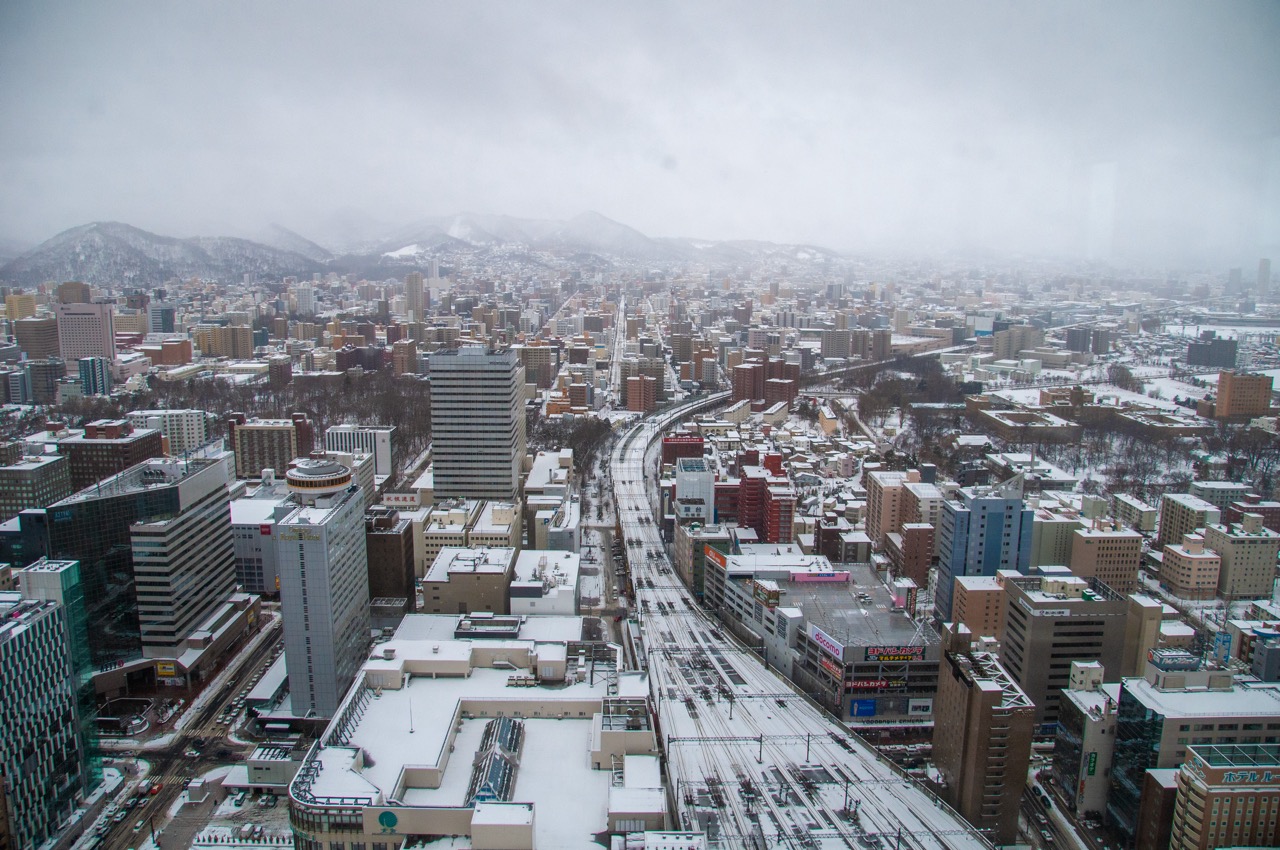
[{"left": 2, "top": 1, "right": 1278, "bottom": 263}]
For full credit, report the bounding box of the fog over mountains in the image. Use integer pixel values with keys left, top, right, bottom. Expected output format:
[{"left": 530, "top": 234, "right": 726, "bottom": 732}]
[{"left": 0, "top": 212, "right": 841, "bottom": 288}]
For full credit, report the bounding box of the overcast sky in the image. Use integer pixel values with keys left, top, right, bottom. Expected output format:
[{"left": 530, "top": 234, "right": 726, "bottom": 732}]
[{"left": 2, "top": 2, "right": 1278, "bottom": 263}]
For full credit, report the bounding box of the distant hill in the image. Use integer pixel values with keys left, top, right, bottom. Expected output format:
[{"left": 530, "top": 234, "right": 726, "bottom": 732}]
[{"left": 0, "top": 222, "right": 325, "bottom": 288}]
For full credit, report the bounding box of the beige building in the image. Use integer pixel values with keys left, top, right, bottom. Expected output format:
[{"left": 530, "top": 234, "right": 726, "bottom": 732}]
[
  {"left": 421, "top": 546, "right": 516, "bottom": 615},
  {"left": 864, "top": 469, "right": 908, "bottom": 549},
  {"left": 1158, "top": 493, "right": 1221, "bottom": 550},
  {"left": 1202, "top": 514, "right": 1280, "bottom": 601},
  {"left": 1161, "top": 534, "right": 1222, "bottom": 600},
  {"left": 420, "top": 500, "right": 523, "bottom": 576},
  {"left": 933, "top": 624, "right": 1035, "bottom": 846},
  {"left": 1070, "top": 524, "right": 1144, "bottom": 593},
  {"left": 1168, "top": 743, "right": 1280, "bottom": 850},
  {"left": 1216, "top": 370, "right": 1274, "bottom": 419},
  {"left": 951, "top": 575, "right": 1006, "bottom": 639},
  {"left": 1030, "top": 506, "right": 1085, "bottom": 567}
]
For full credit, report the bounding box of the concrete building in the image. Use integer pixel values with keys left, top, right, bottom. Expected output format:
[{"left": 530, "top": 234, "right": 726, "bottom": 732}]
[
  {"left": 1215, "top": 370, "right": 1273, "bottom": 419},
  {"left": 509, "top": 550, "right": 581, "bottom": 616},
  {"left": 672, "top": 522, "right": 732, "bottom": 601},
  {"left": 1113, "top": 494, "right": 1157, "bottom": 534},
  {"left": 673, "top": 457, "right": 715, "bottom": 523},
  {"left": 276, "top": 459, "right": 370, "bottom": 719},
  {"left": 54, "top": 301, "right": 114, "bottom": 363},
  {"left": 1202, "top": 514, "right": 1280, "bottom": 601},
  {"left": 429, "top": 346, "right": 526, "bottom": 501},
  {"left": 1107, "top": 650, "right": 1280, "bottom": 842},
  {"left": 0, "top": 593, "right": 96, "bottom": 850},
  {"left": 54, "top": 419, "right": 164, "bottom": 490},
  {"left": 1168, "top": 743, "right": 1280, "bottom": 850},
  {"left": 422, "top": 547, "right": 516, "bottom": 615},
  {"left": 933, "top": 624, "right": 1035, "bottom": 846},
  {"left": 951, "top": 575, "right": 1005, "bottom": 639},
  {"left": 865, "top": 469, "right": 907, "bottom": 549},
  {"left": 0, "top": 452, "right": 72, "bottom": 523},
  {"left": 227, "top": 413, "right": 315, "bottom": 479},
  {"left": 1070, "top": 524, "right": 1144, "bottom": 593},
  {"left": 126, "top": 408, "right": 212, "bottom": 455},
  {"left": 1000, "top": 573, "right": 1130, "bottom": 730},
  {"left": 364, "top": 505, "right": 416, "bottom": 612},
  {"left": 934, "top": 477, "right": 1034, "bottom": 621},
  {"left": 1189, "top": 480, "right": 1253, "bottom": 511},
  {"left": 1052, "top": 662, "right": 1118, "bottom": 817},
  {"left": 324, "top": 424, "right": 396, "bottom": 478},
  {"left": 13, "top": 316, "right": 59, "bottom": 360},
  {"left": 230, "top": 490, "right": 287, "bottom": 595},
  {"left": 1158, "top": 494, "right": 1221, "bottom": 550},
  {"left": 1161, "top": 534, "right": 1222, "bottom": 600}
]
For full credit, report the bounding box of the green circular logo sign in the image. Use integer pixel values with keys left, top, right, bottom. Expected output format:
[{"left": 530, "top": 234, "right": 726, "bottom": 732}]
[{"left": 378, "top": 810, "right": 399, "bottom": 830}]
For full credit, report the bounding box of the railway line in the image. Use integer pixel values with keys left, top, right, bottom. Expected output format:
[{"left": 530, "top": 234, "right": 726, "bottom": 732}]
[{"left": 611, "top": 393, "right": 990, "bottom": 850}]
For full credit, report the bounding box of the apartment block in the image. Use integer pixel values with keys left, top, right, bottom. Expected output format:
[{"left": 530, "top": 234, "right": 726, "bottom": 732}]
[
  {"left": 1158, "top": 493, "right": 1221, "bottom": 550},
  {"left": 1070, "top": 525, "right": 1143, "bottom": 593},
  {"left": 1202, "top": 514, "right": 1280, "bottom": 601},
  {"left": 1161, "top": 534, "right": 1222, "bottom": 600}
]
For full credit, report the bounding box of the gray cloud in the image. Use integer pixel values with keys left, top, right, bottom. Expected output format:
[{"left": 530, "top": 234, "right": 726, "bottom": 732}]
[{"left": 2, "top": 1, "right": 1278, "bottom": 263}]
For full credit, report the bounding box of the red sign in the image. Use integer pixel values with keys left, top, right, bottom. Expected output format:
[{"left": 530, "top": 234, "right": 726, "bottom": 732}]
[
  {"left": 820, "top": 656, "right": 843, "bottom": 676},
  {"left": 260, "top": 524, "right": 273, "bottom": 535}
]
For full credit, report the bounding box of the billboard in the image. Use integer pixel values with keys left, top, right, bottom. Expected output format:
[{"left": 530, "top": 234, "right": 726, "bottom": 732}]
[
  {"left": 156, "top": 661, "right": 177, "bottom": 677},
  {"left": 864, "top": 645, "right": 925, "bottom": 662},
  {"left": 750, "top": 580, "right": 781, "bottom": 608},
  {"left": 809, "top": 624, "right": 844, "bottom": 659},
  {"left": 704, "top": 544, "right": 727, "bottom": 568},
  {"left": 851, "top": 698, "right": 877, "bottom": 717}
]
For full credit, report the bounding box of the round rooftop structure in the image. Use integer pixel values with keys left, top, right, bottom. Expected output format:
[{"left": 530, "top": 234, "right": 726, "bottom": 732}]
[{"left": 286, "top": 458, "right": 352, "bottom": 496}]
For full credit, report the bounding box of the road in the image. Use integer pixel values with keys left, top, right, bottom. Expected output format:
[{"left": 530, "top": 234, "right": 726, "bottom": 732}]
[
  {"left": 611, "top": 393, "right": 992, "bottom": 849},
  {"left": 96, "top": 620, "right": 284, "bottom": 850}
]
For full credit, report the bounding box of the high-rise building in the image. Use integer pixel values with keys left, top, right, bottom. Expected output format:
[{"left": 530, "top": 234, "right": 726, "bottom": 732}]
[
  {"left": 934, "top": 478, "right": 1034, "bottom": 621},
  {"left": 54, "top": 301, "right": 115, "bottom": 363},
  {"left": 1259, "top": 257, "right": 1272, "bottom": 296},
  {"left": 276, "top": 459, "right": 370, "bottom": 718},
  {"left": 227, "top": 413, "right": 315, "bottom": 478},
  {"left": 23, "top": 358, "right": 64, "bottom": 405},
  {"left": 0, "top": 593, "right": 96, "bottom": 850},
  {"left": 1185, "top": 331, "right": 1237, "bottom": 369},
  {"left": 55, "top": 282, "right": 91, "bottom": 304},
  {"left": 364, "top": 506, "right": 415, "bottom": 613},
  {"left": 4, "top": 292, "right": 36, "bottom": 321},
  {"left": 429, "top": 346, "right": 526, "bottom": 501},
  {"left": 404, "top": 272, "right": 425, "bottom": 322},
  {"left": 77, "top": 356, "right": 111, "bottom": 396},
  {"left": 194, "top": 325, "right": 253, "bottom": 359},
  {"left": 125, "top": 409, "right": 212, "bottom": 455},
  {"left": 933, "top": 624, "right": 1035, "bottom": 846},
  {"left": 13, "top": 316, "right": 59, "bottom": 360},
  {"left": 1000, "top": 573, "right": 1129, "bottom": 730},
  {"left": 147, "top": 301, "right": 176, "bottom": 334},
  {"left": 294, "top": 282, "right": 316, "bottom": 316},
  {"left": 865, "top": 470, "right": 908, "bottom": 549}
]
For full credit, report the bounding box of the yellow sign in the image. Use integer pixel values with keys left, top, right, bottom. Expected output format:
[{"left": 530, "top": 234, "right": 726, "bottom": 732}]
[{"left": 156, "top": 661, "right": 177, "bottom": 677}]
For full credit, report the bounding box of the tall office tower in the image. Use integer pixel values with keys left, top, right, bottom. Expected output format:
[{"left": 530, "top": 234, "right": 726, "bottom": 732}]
[
  {"left": 999, "top": 574, "right": 1129, "bottom": 730},
  {"left": 934, "top": 478, "right": 1034, "bottom": 621},
  {"left": 1065, "top": 326, "right": 1092, "bottom": 354},
  {"left": 933, "top": 624, "right": 1035, "bottom": 846},
  {"left": 0, "top": 593, "right": 95, "bottom": 850},
  {"left": 324, "top": 424, "right": 396, "bottom": 478},
  {"left": 276, "top": 459, "right": 370, "bottom": 718},
  {"left": 125, "top": 409, "right": 211, "bottom": 455},
  {"left": 227, "top": 413, "right": 315, "bottom": 478},
  {"left": 404, "top": 272, "right": 426, "bottom": 322},
  {"left": 129, "top": 459, "right": 237, "bottom": 656},
  {"left": 147, "top": 301, "right": 176, "bottom": 334},
  {"left": 295, "top": 282, "right": 316, "bottom": 316},
  {"left": 429, "top": 346, "right": 526, "bottom": 501},
  {"left": 13, "top": 317, "right": 59, "bottom": 360},
  {"left": 77, "top": 356, "right": 111, "bottom": 396},
  {"left": 1260, "top": 257, "right": 1272, "bottom": 296},
  {"left": 54, "top": 301, "right": 115, "bottom": 364}
]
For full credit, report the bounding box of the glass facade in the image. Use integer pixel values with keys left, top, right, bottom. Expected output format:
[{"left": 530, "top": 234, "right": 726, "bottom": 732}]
[{"left": 1107, "top": 688, "right": 1164, "bottom": 840}]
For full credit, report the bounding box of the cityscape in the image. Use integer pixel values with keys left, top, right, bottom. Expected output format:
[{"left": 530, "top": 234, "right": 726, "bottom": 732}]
[{"left": 2, "top": 5, "right": 1280, "bottom": 850}]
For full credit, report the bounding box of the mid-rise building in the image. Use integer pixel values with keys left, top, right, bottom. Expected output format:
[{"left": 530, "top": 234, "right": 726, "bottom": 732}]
[
  {"left": 1053, "top": 662, "right": 1118, "bottom": 817},
  {"left": 12, "top": 316, "right": 59, "bottom": 361},
  {"left": 0, "top": 452, "right": 72, "bottom": 523},
  {"left": 1203, "top": 514, "right": 1280, "bottom": 601},
  {"left": 276, "top": 459, "right": 370, "bottom": 718},
  {"left": 54, "top": 419, "right": 164, "bottom": 490},
  {"left": 1161, "top": 533, "right": 1222, "bottom": 601},
  {"left": 1216, "top": 370, "right": 1273, "bottom": 419},
  {"left": 227, "top": 413, "right": 315, "bottom": 478},
  {"left": 364, "top": 505, "right": 415, "bottom": 611},
  {"left": 933, "top": 624, "right": 1035, "bottom": 846},
  {"left": 125, "top": 408, "right": 212, "bottom": 455},
  {"left": 421, "top": 546, "right": 516, "bottom": 615},
  {"left": 77, "top": 356, "right": 111, "bottom": 396},
  {"left": 1168, "top": 743, "right": 1280, "bottom": 850},
  {"left": 1107, "top": 650, "right": 1280, "bottom": 842},
  {"left": 1158, "top": 493, "right": 1221, "bottom": 550},
  {"left": 0, "top": 593, "right": 96, "bottom": 850},
  {"left": 1070, "top": 524, "right": 1143, "bottom": 593},
  {"left": 429, "top": 346, "right": 526, "bottom": 501},
  {"left": 54, "top": 301, "right": 115, "bottom": 363},
  {"left": 324, "top": 424, "right": 396, "bottom": 478},
  {"left": 951, "top": 575, "right": 1005, "bottom": 639}
]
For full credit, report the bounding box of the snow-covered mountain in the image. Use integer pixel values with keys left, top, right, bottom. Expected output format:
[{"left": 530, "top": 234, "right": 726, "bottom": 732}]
[{"left": 0, "top": 222, "right": 326, "bottom": 287}]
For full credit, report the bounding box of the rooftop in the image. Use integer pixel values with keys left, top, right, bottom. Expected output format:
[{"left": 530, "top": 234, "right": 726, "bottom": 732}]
[{"left": 425, "top": 546, "right": 516, "bottom": 582}]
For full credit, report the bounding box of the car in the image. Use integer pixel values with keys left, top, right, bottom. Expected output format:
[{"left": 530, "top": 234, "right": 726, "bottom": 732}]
[
  {"left": 185, "top": 749, "right": 199, "bottom": 758},
  {"left": 133, "top": 820, "right": 146, "bottom": 833},
  {"left": 113, "top": 812, "right": 127, "bottom": 824},
  {"left": 1040, "top": 830, "right": 1053, "bottom": 843},
  {"left": 149, "top": 783, "right": 162, "bottom": 795}
]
